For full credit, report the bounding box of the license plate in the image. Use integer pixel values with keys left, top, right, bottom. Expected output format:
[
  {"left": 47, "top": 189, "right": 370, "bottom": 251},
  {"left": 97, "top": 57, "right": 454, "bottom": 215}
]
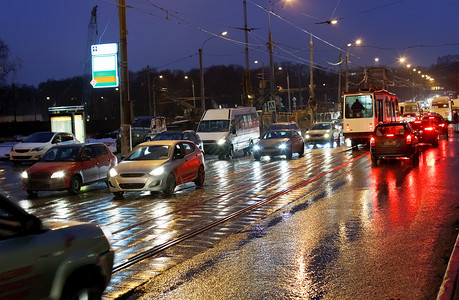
[{"left": 383, "top": 140, "right": 398, "bottom": 146}]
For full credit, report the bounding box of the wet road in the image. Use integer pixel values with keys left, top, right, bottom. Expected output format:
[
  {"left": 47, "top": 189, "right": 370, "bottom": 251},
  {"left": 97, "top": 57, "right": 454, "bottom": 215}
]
[{"left": 1, "top": 133, "right": 458, "bottom": 299}]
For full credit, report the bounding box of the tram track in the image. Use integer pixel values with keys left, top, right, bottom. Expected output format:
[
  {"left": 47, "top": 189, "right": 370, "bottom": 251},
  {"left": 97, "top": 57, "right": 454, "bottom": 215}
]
[{"left": 112, "top": 152, "right": 367, "bottom": 274}]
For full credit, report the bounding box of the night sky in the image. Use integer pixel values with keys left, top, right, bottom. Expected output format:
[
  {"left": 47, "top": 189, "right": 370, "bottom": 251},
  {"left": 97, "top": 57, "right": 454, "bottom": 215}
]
[{"left": 2, "top": 0, "right": 459, "bottom": 87}]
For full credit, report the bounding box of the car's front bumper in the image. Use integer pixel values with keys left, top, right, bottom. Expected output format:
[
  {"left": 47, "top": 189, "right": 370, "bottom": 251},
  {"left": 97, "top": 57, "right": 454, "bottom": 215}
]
[{"left": 108, "top": 173, "right": 167, "bottom": 192}]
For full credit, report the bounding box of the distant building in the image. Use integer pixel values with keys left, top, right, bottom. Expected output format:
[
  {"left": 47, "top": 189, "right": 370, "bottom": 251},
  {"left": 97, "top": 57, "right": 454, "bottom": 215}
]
[{"left": 437, "top": 55, "right": 459, "bottom": 65}]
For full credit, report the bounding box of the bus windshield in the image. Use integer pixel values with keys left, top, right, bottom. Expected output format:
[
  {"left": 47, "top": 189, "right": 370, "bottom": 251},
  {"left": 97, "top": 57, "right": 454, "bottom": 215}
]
[
  {"left": 345, "top": 95, "right": 373, "bottom": 119},
  {"left": 404, "top": 104, "right": 419, "bottom": 113}
]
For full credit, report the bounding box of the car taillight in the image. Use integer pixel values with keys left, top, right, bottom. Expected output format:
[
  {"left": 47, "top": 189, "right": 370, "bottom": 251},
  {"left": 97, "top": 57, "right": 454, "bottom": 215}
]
[
  {"left": 370, "top": 136, "right": 375, "bottom": 146},
  {"left": 406, "top": 134, "right": 412, "bottom": 144},
  {"left": 414, "top": 121, "right": 421, "bottom": 124},
  {"left": 424, "top": 127, "right": 434, "bottom": 131},
  {"left": 386, "top": 134, "right": 394, "bottom": 137},
  {"left": 439, "top": 123, "right": 445, "bottom": 127}
]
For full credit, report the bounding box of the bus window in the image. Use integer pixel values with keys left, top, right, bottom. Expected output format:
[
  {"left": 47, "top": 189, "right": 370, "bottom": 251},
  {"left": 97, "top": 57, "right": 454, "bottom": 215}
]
[{"left": 345, "top": 95, "right": 373, "bottom": 118}]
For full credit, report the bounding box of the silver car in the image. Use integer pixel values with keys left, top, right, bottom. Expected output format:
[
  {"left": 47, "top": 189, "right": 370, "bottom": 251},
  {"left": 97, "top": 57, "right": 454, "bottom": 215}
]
[
  {"left": 304, "top": 122, "right": 341, "bottom": 147},
  {"left": 108, "top": 140, "right": 205, "bottom": 197},
  {"left": 0, "top": 192, "right": 114, "bottom": 299},
  {"left": 252, "top": 129, "right": 305, "bottom": 160}
]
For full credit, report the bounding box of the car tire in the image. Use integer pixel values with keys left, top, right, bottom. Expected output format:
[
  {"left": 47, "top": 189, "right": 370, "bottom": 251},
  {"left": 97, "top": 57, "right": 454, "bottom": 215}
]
[
  {"left": 113, "top": 191, "right": 124, "bottom": 198},
  {"left": 68, "top": 175, "right": 82, "bottom": 194},
  {"left": 371, "top": 155, "right": 378, "bottom": 166},
  {"left": 226, "top": 145, "right": 234, "bottom": 159},
  {"left": 286, "top": 148, "right": 293, "bottom": 160},
  {"left": 194, "top": 165, "right": 205, "bottom": 188},
  {"left": 298, "top": 143, "right": 305, "bottom": 157},
  {"left": 164, "top": 173, "right": 176, "bottom": 197},
  {"left": 253, "top": 152, "right": 261, "bottom": 161},
  {"left": 61, "top": 275, "right": 103, "bottom": 300}
]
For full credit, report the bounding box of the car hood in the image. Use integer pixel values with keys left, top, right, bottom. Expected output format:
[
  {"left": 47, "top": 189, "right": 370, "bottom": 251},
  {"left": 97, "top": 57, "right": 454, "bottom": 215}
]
[
  {"left": 116, "top": 159, "right": 168, "bottom": 173},
  {"left": 26, "top": 162, "right": 77, "bottom": 173},
  {"left": 13, "top": 142, "right": 48, "bottom": 150},
  {"left": 258, "top": 138, "right": 290, "bottom": 147},
  {"left": 307, "top": 129, "right": 330, "bottom": 134},
  {"left": 197, "top": 132, "right": 228, "bottom": 141},
  {"left": 42, "top": 218, "right": 88, "bottom": 230}
]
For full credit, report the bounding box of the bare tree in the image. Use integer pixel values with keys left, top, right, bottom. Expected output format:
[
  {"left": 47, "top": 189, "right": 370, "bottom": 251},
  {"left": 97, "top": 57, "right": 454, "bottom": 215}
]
[{"left": 0, "top": 38, "right": 21, "bottom": 86}]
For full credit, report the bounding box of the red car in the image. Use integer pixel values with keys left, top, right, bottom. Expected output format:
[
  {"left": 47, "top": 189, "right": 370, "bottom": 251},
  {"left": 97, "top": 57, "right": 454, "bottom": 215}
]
[
  {"left": 22, "top": 143, "right": 117, "bottom": 195},
  {"left": 410, "top": 120, "right": 439, "bottom": 147},
  {"left": 422, "top": 113, "right": 448, "bottom": 137}
]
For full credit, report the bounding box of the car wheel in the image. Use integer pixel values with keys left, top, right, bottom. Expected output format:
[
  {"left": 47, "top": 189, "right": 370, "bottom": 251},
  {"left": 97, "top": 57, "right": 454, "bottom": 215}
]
[
  {"left": 68, "top": 175, "right": 82, "bottom": 194},
  {"left": 298, "top": 143, "right": 305, "bottom": 157},
  {"left": 113, "top": 191, "right": 124, "bottom": 198},
  {"left": 164, "top": 173, "right": 176, "bottom": 197},
  {"left": 226, "top": 145, "right": 234, "bottom": 159},
  {"left": 253, "top": 152, "right": 261, "bottom": 161},
  {"left": 286, "top": 148, "right": 293, "bottom": 160},
  {"left": 371, "top": 155, "right": 378, "bottom": 166},
  {"left": 194, "top": 165, "right": 205, "bottom": 188},
  {"left": 61, "top": 276, "right": 103, "bottom": 300}
]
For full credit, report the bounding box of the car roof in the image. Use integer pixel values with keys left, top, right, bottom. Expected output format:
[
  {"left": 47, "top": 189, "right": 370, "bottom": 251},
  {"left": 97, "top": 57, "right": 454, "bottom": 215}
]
[
  {"left": 376, "top": 122, "right": 407, "bottom": 127},
  {"left": 270, "top": 122, "right": 297, "bottom": 125},
  {"left": 138, "top": 140, "right": 188, "bottom": 146},
  {"left": 51, "top": 142, "right": 106, "bottom": 148},
  {"left": 266, "top": 128, "right": 296, "bottom": 132}
]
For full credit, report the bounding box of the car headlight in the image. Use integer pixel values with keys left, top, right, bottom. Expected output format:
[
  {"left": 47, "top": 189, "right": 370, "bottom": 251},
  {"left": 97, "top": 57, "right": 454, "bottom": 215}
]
[
  {"left": 32, "top": 146, "right": 44, "bottom": 152},
  {"left": 217, "top": 138, "right": 226, "bottom": 145},
  {"left": 150, "top": 166, "right": 165, "bottom": 176},
  {"left": 324, "top": 133, "right": 330, "bottom": 138},
  {"left": 278, "top": 143, "right": 287, "bottom": 150},
  {"left": 253, "top": 145, "right": 260, "bottom": 151},
  {"left": 21, "top": 171, "right": 28, "bottom": 179},
  {"left": 51, "top": 171, "right": 65, "bottom": 178},
  {"left": 109, "top": 168, "right": 118, "bottom": 177}
]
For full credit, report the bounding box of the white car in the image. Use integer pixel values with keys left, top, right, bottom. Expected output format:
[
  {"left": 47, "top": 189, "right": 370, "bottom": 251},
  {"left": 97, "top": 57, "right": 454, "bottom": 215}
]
[
  {"left": 0, "top": 192, "right": 114, "bottom": 299},
  {"left": 304, "top": 122, "right": 341, "bottom": 147},
  {"left": 10, "top": 132, "right": 79, "bottom": 165}
]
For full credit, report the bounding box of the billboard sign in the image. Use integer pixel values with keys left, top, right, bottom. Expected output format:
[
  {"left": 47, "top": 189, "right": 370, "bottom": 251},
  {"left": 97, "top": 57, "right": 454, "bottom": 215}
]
[{"left": 91, "top": 43, "right": 118, "bottom": 88}]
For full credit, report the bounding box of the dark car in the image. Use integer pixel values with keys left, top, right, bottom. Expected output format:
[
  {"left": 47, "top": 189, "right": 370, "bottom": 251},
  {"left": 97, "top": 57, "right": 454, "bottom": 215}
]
[
  {"left": 410, "top": 120, "right": 439, "bottom": 147},
  {"left": 370, "top": 122, "right": 420, "bottom": 166},
  {"left": 422, "top": 114, "right": 448, "bottom": 137},
  {"left": 252, "top": 129, "right": 304, "bottom": 160},
  {"left": 148, "top": 130, "right": 203, "bottom": 152},
  {"left": 22, "top": 143, "right": 117, "bottom": 195}
]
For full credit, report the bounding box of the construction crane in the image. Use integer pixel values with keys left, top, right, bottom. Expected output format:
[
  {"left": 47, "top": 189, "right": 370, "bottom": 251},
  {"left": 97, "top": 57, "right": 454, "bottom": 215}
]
[{"left": 81, "top": 5, "right": 99, "bottom": 113}]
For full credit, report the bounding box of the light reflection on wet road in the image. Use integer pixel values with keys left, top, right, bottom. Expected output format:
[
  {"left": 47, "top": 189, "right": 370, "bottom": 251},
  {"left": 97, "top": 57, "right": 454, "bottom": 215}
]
[{"left": 0, "top": 134, "right": 458, "bottom": 299}]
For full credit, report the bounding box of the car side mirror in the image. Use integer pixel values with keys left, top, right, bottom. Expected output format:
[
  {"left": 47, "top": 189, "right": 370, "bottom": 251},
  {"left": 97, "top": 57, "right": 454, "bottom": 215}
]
[
  {"left": 231, "top": 126, "right": 236, "bottom": 134},
  {"left": 53, "top": 138, "right": 62, "bottom": 144},
  {"left": 174, "top": 152, "right": 184, "bottom": 160},
  {"left": 81, "top": 155, "right": 91, "bottom": 161}
]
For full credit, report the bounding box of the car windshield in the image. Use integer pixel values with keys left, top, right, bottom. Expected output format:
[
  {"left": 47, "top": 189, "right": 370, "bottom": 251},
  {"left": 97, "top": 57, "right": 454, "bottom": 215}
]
[
  {"left": 41, "top": 146, "right": 80, "bottom": 162},
  {"left": 22, "top": 132, "right": 54, "bottom": 143},
  {"left": 263, "top": 131, "right": 292, "bottom": 139},
  {"left": 270, "top": 124, "right": 293, "bottom": 130},
  {"left": 126, "top": 145, "right": 170, "bottom": 161},
  {"left": 311, "top": 123, "right": 331, "bottom": 130},
  {"left": 152, "top": 132, "right": 182, "bottom": 141},
  {"left": 132, "top": 118, "right": 153, "bottom": 127},
  {"left": 197, "top": 120, "right": 230, "bottom": 132},
  {"left": 376, "top": 125, "right": 406, "bottom": 136}
]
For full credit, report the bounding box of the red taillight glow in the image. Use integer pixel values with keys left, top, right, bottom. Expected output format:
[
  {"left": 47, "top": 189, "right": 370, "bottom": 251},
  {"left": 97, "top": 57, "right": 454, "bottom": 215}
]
[
  {"left": 439, "top": 123, "right": 445, "bottom": 127},
  {"left": 370, "top": 136, "right": 375, "bottom": 146},
  {"left": 429, "top": 117, "right": 435, "bottom": 120},
  {"left": 406, "top": 134, "right": 412, "bottom": 144},
  {"left": 369, "top": 123, "right": 373, "bottom": 131},
  {"left": 386, "top": 134, "right": 394, "bottom": 137},
  {"left": 414, "top": 121, "right": 421, "bottom": 124},
  {"left": 424, "top": 127, "right": 434, "bottom": 131}
]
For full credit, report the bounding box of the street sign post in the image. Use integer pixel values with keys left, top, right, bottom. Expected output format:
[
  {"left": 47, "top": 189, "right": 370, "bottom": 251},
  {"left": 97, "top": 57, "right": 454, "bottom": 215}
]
[{"left": 91, "top": 43, "right": 119, "bottom": 88}]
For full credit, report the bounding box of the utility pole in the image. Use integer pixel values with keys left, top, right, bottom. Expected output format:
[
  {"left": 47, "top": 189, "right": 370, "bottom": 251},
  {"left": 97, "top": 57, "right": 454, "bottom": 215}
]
[
  {"left": 345, "top": 51, "right": 349, "bottom": 93},
  {"left": 268, "top": 11, "right": 277, "bottom": 123},
  {"left": 242, "top": 0, "right": 253, "bottom": 106},
  {"left": 147, "top": 65, "right": 152, "bottom": 115},
  {"left": 309, "top": 34, "right": 315, "bottom": 123},
  {"left": 199, "top": 48, "right": 205, "bottom": 111},
  {"left": 119, "top": 0, "right": 132, "bottom": 155},
  {"left": 338, "top": 53, "right": 342, "bottom": 101}
]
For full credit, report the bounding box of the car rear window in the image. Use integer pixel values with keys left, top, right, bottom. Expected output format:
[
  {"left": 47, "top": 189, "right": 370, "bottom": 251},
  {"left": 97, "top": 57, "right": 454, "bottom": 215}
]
[{"left": 376, "top": 125, "right": 406, "bottom": 136}]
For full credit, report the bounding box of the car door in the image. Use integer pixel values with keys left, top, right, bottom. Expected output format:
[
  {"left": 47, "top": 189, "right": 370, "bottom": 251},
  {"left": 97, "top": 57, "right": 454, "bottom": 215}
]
[
  {"left": 172, "top": 143, "right": 188, "bottom": 185},
  {"left": 79, "top": 146, "right": 99, "bottom": 183},
  {"left": 291, "top": 131, "right": 302, "bottom": 151},
  {"left": 92, "top": 145, "right": 113, "bottom": 181}
]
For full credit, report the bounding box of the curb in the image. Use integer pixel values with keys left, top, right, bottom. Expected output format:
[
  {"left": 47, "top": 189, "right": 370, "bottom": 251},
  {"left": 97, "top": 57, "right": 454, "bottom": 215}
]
[{"left": 437, "top": 232, "right": 459, "bottom": 299}]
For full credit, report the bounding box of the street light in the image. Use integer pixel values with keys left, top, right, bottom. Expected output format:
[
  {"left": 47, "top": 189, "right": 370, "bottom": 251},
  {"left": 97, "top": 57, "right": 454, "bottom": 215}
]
[
  {"left": 345, "top": 39, "right": 362, "bottom": 93},
  {"left": 199, "top": 31, "right": 228, "bottom": 111},
  {"left": 185, "top": 75, "right": 196, "bottom": 108}
]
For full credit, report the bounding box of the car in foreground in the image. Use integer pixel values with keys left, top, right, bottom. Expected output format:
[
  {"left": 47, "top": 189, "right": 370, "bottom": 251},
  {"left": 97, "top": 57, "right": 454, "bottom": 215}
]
[
  {"left": 108, "top": 140, "right": 205, "bottom": 197},
  {"left": 370, "top": 122, "right": 420, "bottom": 166},
  {"left": 410, "top": 120, "right": 439, "bottom": 147},
  {"left": 422, "top": 113, "right": 448, "bottom": 137},
  {"left": 253, "top": 129, "right": 304, "bottom": 160},
  {"left": 10, "top": 132, "right": 79, "bottom": 165},
  {"left": 304, "top": 121, "right": 341, "bottom": 147},
  {"left": 146, "top": 130, "right": 203, "bottom": 151},
  {"left": 21, "top": 143, "right": 117, "bottom": 195},
  {"left": 267, "top": 121, "right": 302, "bottom": 135},
  {"left": 0, "top": 192, "right": 114, "bottom": 299}
]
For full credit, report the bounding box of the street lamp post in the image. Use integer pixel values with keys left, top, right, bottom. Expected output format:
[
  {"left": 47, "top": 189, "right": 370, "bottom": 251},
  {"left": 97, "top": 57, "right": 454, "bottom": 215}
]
[
  {"left": 151, "top": 75, "right": 163, "bottom": 116},
  {"left": 185, "top": 76, "right": 196, "bottom": 107},
  {"left": 345, "top": 39, "right": 361, "bottom": 93},
  {"left": 199, "top": 31, "right": 227, "bottom": 112}
]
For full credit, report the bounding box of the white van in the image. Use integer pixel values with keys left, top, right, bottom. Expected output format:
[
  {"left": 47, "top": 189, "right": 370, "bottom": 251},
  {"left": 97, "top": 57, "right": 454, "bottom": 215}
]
[
  {"left": 197, "top": 107, "right": 260, "bottom": 159},
  {"left": 430, "top": 96, "right": 453, "bottom": 121}
]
